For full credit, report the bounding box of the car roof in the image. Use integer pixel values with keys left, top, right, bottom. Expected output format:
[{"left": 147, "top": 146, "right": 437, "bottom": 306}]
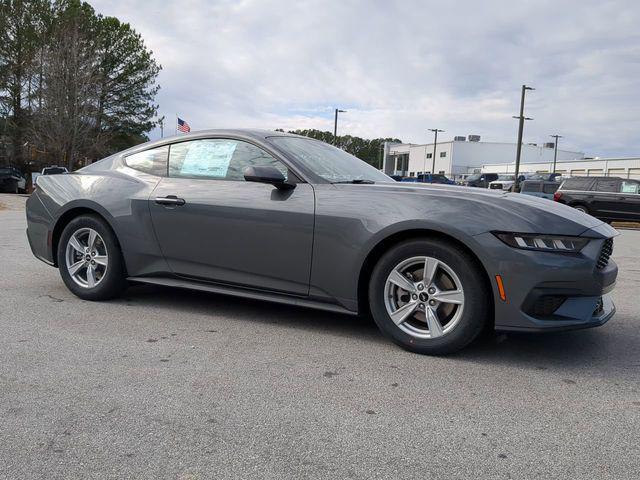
[
  {"left": 567, "top": 176, "right": 623, "bottom": 181},
  {"left": 154, "top": 128, "right": 300, "bottom": 145},
  {"left": 113, "top": 129, "right": 307, "bottom": 158}
]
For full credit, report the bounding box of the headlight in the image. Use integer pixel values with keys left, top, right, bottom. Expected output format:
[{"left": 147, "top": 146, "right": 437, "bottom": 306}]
[{"left": 493, "top": 232, "right": 589, "bottom": 252}]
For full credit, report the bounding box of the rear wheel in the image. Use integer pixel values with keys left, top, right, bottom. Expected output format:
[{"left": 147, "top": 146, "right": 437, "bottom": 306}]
[
  {"left": 57, "top": 215, "right": 127, "bottom": 300},
  {"left": 369, "top": 239, "right": 490, "bottom": 355},
  {"left": 572, "top": 204, "right": 589, "bottom": 214}
]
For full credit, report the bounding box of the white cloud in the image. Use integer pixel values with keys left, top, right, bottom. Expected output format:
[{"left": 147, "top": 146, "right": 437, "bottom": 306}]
[{"left": 92, "top": 0, "right": 640, "bottom": 156}]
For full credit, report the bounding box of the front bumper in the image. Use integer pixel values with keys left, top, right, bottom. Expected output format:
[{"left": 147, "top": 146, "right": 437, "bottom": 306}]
[
  {"left": 473, "top": 227, "right": 618, "bottom": 333},
  {"left": 495, "top": 293, "right": 616, "bottom": 333}
]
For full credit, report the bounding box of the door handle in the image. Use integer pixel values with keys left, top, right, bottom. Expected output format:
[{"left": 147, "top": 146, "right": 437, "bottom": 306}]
[{"left": 155, "top": 195, "right": 186, "bottom": 206}]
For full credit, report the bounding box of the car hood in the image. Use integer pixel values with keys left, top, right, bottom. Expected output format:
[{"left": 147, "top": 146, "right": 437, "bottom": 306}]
[{"left": 350, "top": 182, "right": 608, "bottom": 236}]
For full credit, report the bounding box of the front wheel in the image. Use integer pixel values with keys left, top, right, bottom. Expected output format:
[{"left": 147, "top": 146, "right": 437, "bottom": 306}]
[
  {"left": 57, "top": 215, "right": 127, "bottom": 300},
  {"left": 369, "top": 239, "right": 490, "bottom": 355}
]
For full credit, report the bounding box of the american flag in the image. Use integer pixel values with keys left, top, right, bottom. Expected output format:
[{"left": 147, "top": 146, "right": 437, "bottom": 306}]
[{"left": 177, "top": 117, "right": 191, "bottom": 133}]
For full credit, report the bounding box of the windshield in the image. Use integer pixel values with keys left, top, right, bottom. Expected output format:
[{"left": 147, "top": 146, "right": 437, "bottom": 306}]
[
  {"left": 497, "top": 175, "right": 514, "bottom": 181},
  {"left": 269, "top": 136, "right": 391, "bottom": 183},
  {"left": 466, "top": 174, "right": 481, "bottom": 181},
  {"left": 43, "top": 167, "right": 66, "bottom": 174},
  {"left": 0, "top": 168, "right": 11, "bottom": 175}
]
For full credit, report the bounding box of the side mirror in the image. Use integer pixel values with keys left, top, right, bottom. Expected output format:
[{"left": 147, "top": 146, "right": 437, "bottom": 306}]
[{"left": 243, "top": 165, "right": 295, "bottom": 190}]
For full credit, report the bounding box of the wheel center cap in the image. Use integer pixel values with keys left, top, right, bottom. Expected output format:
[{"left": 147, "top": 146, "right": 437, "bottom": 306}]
[{"left": 419, "top": 292, "right": 428, "bottom": 302}]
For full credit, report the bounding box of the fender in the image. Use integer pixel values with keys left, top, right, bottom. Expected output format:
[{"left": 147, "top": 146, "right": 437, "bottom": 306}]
[{"left": 356, "top": 219, "right": 495, "bottom": 281}]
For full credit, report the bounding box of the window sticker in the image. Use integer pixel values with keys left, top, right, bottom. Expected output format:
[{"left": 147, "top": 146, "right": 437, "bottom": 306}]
[{"left": 180, "top": 140, "right": 237, "bottom": 177}]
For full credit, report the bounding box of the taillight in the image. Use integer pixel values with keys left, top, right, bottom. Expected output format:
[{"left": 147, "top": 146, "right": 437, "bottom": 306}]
[{"left": 553, "top": 191, "right": 562, "bottom": 202}]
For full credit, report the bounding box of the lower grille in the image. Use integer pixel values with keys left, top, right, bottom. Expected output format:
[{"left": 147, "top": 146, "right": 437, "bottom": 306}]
[
  {"left": 490, "top": 183, "right": 503, "bottom": 190},
  {"left": 531, "top": 295, "right": 566, "bottom": 317},
  {"left": 593, "top": 297, "right": 604, "bottom": 317},
  {"left": 597, "top": 238, "right": 613, "bottom": 269}
]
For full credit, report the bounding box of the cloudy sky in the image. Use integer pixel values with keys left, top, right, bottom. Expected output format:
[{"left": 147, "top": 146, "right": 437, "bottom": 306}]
[{"left": 92, "top": 0, "right": 640, "bottom": 157}]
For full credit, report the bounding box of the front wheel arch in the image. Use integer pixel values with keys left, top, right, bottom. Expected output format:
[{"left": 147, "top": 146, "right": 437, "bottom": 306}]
[{"left": 357, "top": 229, "right": 494, "bottom": 324}]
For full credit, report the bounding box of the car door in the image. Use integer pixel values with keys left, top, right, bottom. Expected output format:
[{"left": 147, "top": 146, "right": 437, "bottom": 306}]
[
  {"left": 618, "top": 180, "right": 640, "bottom": 221},
  {"left": 149, "top": 137, "right": 315, "bottom": 295},
  {"left": 592, "top": 178, "right": 621, "bottom": 219}
]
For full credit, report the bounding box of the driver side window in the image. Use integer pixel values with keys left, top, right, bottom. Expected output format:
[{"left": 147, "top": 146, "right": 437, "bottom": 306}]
[
  {"left": 621, "top": 181, "right": 639, "bottom": 194},
  {"left": 168, "top": 139, "right": 288, "bottom": 181}
]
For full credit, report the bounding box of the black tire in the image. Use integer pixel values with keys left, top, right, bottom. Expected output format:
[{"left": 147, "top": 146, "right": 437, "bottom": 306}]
[
  {"left": 572, "top": 204, "right": 589, "bottom": 214},
  {"left": 368, "top": 238, "right": 490, "bottom": 355},
  {"left": 57, "top": 215, "right": 127, "bottom": 300}
]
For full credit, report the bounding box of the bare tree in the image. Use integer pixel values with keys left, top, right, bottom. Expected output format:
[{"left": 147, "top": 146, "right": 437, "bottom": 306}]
[{"left": 31, "top": 1, "right": 101, "bottom": 170}]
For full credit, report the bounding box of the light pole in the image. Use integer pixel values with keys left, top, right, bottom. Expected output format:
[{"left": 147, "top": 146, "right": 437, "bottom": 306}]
[
  {"left": 158, "top": 116, "right": 165, "bottom": 138},
  {"left": 550, "top": 134, "right": 562, "bottom": 174},
  {"left": 512, "top": 85, "right": 534, "bottom": 190},
  {"left": 426, "top": 128, "right": 444, "bottom": 181},
  {"left": 334, "top": 108, "right": 346, "bottom": 145}
]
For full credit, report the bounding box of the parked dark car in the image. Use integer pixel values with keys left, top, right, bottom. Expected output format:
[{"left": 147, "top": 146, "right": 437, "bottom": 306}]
[
  {"left": 0, "top": 166, "right": 26, "bottom": 193},
  {"left": 461, "top": 172, "right": 499, "bottom": 188},
  {"left": 401, "top": 173, "right": 455, "bottom": 185},
  {"left": 26, "top": 130, "right": 618, "bottom": 355},
  {"left": 554, "top": 176, "right": 640, "bottom": 222},
  {"left": 520, "top": 180, "right": 561, "bottom": 200}
]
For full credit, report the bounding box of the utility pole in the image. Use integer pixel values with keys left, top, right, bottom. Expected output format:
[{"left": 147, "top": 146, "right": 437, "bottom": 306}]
[
  {"left": 512, "top": 85, "right": 534, "bottom": 190},
  {"left": 550, "top": 134, "right": 562, "bottom": 174},
  {"left": 159, "top": 116, "right": 165, "bottom": 138},
  {"left": 427, "top": 128, "right": 444, "bottom": 181},
  {"left": 334, "top": 108, "right": 346, "bottom": 145}
]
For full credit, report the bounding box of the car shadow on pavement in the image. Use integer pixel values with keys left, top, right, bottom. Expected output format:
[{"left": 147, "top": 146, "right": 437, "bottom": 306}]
[
  {"left": 119, "top": 283, "right": 388, "bottom": 345},
  {"left": 118, "top": 283, "right": 638, "bottom": 373},
  {"left": 456, "top": 328, "right": 640, "bottom": 375}
]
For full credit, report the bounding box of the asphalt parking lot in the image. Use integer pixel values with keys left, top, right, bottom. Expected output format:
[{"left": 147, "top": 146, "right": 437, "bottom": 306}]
[{"left": 1, "top": 193, "right": 639, "bottom": 480}]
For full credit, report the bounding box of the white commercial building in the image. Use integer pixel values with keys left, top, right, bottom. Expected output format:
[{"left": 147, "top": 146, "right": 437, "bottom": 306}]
[
  {"left": 481, "top": 157, "right": 640, "bottom": 180},
  {"left": 382, "top": 136, "right": 585, "bottom": 180}
]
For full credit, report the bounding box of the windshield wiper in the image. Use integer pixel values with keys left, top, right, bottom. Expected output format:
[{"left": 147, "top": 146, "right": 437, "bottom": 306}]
[{"left": 332, "top": 179, "right": 376, "bottom": 184}]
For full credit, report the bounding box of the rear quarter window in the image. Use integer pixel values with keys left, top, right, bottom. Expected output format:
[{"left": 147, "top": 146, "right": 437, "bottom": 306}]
[
  {"left": 124, "top": 146, "right": 169, "bottom": 176},
  {"left": 543, "top": 183, "right": 560, "bottom": 194}
]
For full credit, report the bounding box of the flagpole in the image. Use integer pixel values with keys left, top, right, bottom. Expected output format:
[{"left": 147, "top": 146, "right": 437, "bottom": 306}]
[{"left": 175, "top": 114, "right": 178, "bottom": 135}]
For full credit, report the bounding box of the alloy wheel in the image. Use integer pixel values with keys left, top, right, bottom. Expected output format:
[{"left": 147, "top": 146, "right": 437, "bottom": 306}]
[
  {"left": 384, "top": 256, "right": 465, "bottom": 339},
  {"left": 65, "top": 228, "right": 109, "bottom": 288}
]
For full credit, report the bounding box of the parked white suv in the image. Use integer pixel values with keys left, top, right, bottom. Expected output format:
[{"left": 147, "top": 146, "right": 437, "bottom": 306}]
[{"left": 488, "top": 175, "right": 516, "bottom": 191}]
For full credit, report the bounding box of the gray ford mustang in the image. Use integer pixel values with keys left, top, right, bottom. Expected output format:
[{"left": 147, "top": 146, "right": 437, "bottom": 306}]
[{"left": 26, "top": 129, "right": 618, "bottom": 354}]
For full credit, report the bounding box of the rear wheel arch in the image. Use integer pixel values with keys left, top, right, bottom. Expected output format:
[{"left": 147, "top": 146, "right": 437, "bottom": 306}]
[
  {"left": 357, "top": 229, "right": 494, "bottom": 322},
  {"left": 52, "top": 206, "right": 122, "bottom": 268}
]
